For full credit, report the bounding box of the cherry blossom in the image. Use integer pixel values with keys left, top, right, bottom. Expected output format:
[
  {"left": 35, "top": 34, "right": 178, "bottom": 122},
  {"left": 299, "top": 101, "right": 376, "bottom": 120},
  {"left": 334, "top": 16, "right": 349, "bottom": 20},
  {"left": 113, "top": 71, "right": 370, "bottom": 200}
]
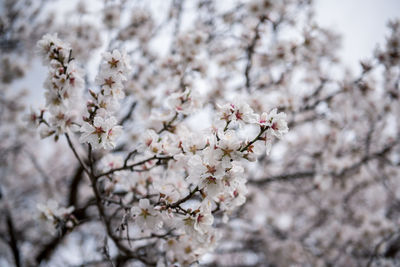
[
  {"left": 3, "top": 1, "right": 399, "bottom": 266},
  {"left": 79, "top": 116, "right": 122, "bottom": 150}
]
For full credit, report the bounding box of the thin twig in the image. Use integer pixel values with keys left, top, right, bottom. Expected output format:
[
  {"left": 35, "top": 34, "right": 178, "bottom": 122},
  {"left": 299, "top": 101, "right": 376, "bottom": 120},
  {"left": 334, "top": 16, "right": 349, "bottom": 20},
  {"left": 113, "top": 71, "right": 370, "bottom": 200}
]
[
  {"left": 5, "top": 208, "right": 21, "bottom": 267},
  {"left": 96, "top": 155, "right": 173, "bottom": 179},
  {"left": 65, "top": 133, "right": 90, "bottom": 175},
  {"left": 119, "top": 101, "right": 137, "bottom": 125}
]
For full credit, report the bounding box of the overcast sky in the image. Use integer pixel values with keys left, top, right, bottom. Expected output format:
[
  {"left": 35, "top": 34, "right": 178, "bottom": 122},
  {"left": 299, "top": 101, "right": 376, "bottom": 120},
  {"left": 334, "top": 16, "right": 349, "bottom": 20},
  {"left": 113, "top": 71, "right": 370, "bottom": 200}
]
[{"left": 315, "top": 0, "right": 400, "bottom": 73}]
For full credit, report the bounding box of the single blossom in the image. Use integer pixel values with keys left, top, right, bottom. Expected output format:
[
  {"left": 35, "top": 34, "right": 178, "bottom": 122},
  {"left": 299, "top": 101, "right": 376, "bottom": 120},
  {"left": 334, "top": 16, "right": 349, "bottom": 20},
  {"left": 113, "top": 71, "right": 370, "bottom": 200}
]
[
  {"left": 259, "top": 108, "right": 289, "bottom": 138},
  {"left": 132, "top": 198, "right": 163, "bottom": 230},
  {"left": 79, "top": 116, "right": 122, "bottom": 149}
]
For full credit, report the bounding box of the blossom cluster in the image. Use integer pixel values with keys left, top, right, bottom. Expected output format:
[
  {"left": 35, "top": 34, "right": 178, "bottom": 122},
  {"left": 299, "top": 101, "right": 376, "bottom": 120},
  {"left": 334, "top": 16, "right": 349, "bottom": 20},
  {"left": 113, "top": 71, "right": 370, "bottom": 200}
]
[
  {"left": 34, "top": 34, "right": 84, "bottom": 139},
  {"left": 79, "top": 50, "right": 130, "bottom": 149},
  {"left": 32, "top": 36, "right": 289, "bottom": 262},
  {"left": 37, "top": 200, "right": 77, "bottom": 234},
  {"left": 98, "top": 98, "right": 288, "bottom": 265},
  {"left": 4, "top": 1, "right": 400, "bottom": 266}
]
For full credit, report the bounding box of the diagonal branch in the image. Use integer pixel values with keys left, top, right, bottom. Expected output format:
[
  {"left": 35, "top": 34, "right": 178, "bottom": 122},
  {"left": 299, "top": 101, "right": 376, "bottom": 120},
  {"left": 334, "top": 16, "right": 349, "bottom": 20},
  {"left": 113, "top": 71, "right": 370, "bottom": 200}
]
[
  {"left": 95, "top": 155, "right": 173, "bottom": 179},
  {"left": 5, "top": 208, "right": 21, "bottom": 267},
  {"left": 65, "top": 133, "right": 90, "bottom": 176}
]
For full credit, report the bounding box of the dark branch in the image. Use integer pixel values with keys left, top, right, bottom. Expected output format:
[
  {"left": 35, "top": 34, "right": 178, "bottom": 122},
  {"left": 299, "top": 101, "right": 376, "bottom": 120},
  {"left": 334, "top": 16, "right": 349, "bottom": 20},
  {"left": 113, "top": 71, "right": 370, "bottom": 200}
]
[
  {"left": 65, "top": 133, "right": 90, "bottom": 176},
  {"left": 5, "top": 209, "right": 21, "bottom": 267}
]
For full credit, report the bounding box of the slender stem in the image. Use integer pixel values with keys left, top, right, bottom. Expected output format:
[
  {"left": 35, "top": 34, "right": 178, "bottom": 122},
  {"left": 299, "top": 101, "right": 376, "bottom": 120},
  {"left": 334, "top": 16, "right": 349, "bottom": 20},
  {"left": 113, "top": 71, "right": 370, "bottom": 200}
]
[
  {"left": 240, "top": 126, "right": 269, "bottom": 152},
  {"left": 223, "top": 120, "right": 231, "bottom": 132},
  {"left": 65, "top": 133, "right": 90, "bottom": 175},
  {"left": 168, "top": 186, "right": 199, "bottom": 209},
  {"left": 119, "top": 101, "right": 137, "bottom": 125},
  {"left": 123, "top": 149, "right": 137, "bottom": 167},
  {"left": 87, "top": 159, "right": 155, "bottom": 265},
  {"left": 157, "top": 112, "right": 178, "bottom": 134},
  {"left": 88, "top": 144, "right": 95, "bottom": 176},
  {"left": 95, "top": 155, "right": 173, "bottom": 179},
  {"left": 119, "top": 229, "right": 176, "bottom": 242}
]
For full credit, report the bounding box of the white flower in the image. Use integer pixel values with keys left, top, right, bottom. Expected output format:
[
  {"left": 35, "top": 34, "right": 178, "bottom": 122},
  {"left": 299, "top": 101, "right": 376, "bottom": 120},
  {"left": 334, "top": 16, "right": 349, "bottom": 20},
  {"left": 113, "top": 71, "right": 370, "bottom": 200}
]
[
  {"left": 97, "top": 93, "right": 121, "bottom": 113},
  {"left": 44, "top": 89, "right": 67, "bottom": 114},
  {"left": 182, "top": 201, "right": 214, "bottom": 239},
  {"left": 23, "top": 108, "right": 41, "bottom": 128},
  {"left": 180, "top": 128, "right": 207, "bottom": 155},
  {"left": 37, "top": 199, "right": 74, "bottom": 223},
  {"left": 216, "top": 130, "right": 242, "bottom": 162},
  {"left": 95, "top": 70, "right": 125, "bottom": 93},
  {"left": 159, "top": 133, "right": 181, "bottom": 155},
  {"left": 37, "top": 34, "right": 85, "bottom": 140},
  {"left": 257, "top": 108, "right": 288, "bottom": 155},
  {"left": 230, "top": 180, "right": 248, "bottom": 208},
  {"left": 167, "top": 89, "right": 201, "bottom": 115},
  {"left": 98, "top": 154, "right": 123, "bottom": 172},
  {"left": 187, "top": 155, "right": 207, "bottom": 181},
  {"left": 165, "top": 235, "right": 203, "bottom": 265},
  {"left": 94, "top": 49, "right": 130, "bottom": 104},
  {"left": 217, "top": 100, "right": 258, "bottom": 127},
  {"left": 37, "top": 33, "right": 71, "bottom": 64},
  {"left": 132, "top": 199, "right": 163, "bottom": 230},
  {"left": 79, "top": 116, "right": 122, "bottom": 149},
  {"left": 242, "top": 141, "right": 265, "bottom": 161},
  {"left": 215, "top": 164, "right": 247, "bottom": 212},
  {"left": 64, "top": 60, "right": 85, "bottom": 94},
  {"left": 155, "top": 183, "right": 182, "bottom": 205},
  {"left": 187, "top": 150, "right": 225, "bottom": 198},
  {"left": 138, "top": 129, "right": 162, "bottom": 154},
  {"left": 230, "top": 101, "right": 259, "bottom": 125},
  {"left": 48, "top": 110, "right": 79, "bottom": 135},
  {"left": 101, "top": 49, "right": 131, "bottom": 75},
  {"left": 260, "top": 108, "right": 289, "bottom": 139}
]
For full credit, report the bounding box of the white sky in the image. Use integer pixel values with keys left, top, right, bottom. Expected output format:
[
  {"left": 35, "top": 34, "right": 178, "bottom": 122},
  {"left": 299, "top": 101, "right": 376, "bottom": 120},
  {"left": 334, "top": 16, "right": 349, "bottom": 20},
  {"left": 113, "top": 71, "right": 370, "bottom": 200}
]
[{"left": 315, "top": 0, "right": 400, "bottom": 73}]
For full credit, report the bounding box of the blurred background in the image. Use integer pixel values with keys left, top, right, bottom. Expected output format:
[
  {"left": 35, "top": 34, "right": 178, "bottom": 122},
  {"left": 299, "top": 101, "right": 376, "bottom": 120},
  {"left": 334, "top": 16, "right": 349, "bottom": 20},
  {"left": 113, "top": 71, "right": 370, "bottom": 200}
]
[{"left": 1, "top": 0, "right": 400, "bottom": 266}]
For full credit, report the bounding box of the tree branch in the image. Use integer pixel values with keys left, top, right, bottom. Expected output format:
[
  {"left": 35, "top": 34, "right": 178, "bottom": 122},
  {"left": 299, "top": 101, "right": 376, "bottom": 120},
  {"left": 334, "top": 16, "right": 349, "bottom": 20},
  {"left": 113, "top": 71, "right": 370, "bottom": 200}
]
[
  {"left": 65, "top": 133, "right": 90, "bottom": 176},
  {"left": 5, "top": 208, "right": 21, "bottom": 267}
]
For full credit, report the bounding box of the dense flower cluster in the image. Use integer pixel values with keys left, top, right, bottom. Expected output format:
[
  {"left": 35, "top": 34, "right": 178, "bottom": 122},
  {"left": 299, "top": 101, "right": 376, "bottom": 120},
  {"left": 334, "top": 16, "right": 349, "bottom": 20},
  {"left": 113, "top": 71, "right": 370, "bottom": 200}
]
[
  {"left": 3, "top": 1, "right": 400, "bottom": 266},
  {"left": 79, "top": 50, "right": 130, "bottom": 149},
  {"left": 37, "top": 200, "right": 77, "bottom": 234},
  {"left": 33, "top": 32, "right": 289, "bottom": 265},
  {"left": 97, "top": 97, "right": 288, "bottom": 265},
  {"left": 35, "top": 34, "right": 84, "bottom": 139}
]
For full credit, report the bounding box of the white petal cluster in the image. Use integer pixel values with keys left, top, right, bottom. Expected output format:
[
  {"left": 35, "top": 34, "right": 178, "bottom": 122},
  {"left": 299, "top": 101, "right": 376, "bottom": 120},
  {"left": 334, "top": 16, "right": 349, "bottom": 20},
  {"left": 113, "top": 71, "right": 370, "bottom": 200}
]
[
  {"left": 35, "top": 32, "right": 288, "bottom": 266},
  {"left": 37, "top": 200, "right": 76, "bottom": 232},
  {"left": 79, "top": 116, "right": 122, "bottom": 150},
  {"left": 102, "top": 97, "right": 289, "bottom": 265},
  {"left": 36, "top": 34, "right": 84, "bottom": 138},
  {"left": 167, "top": 88, "right": 201, "bottom": 115},
  {"left": 79, "top": 50, "right": 130, "bottom": 149},
  {"left": 33, "top": 45, "right": 288, "bottom": 262},
  {"left": 258, "top": 108, "right": 289, "bottom": 154},
  {"left": 132, "top": 199, "right": 163, "bottom": 230},
  {"left": 37, "top": 199, "right": 74, "bottom": 222},
  {"left": 217, "top": 100, "right": 259, "bottom": 128}
]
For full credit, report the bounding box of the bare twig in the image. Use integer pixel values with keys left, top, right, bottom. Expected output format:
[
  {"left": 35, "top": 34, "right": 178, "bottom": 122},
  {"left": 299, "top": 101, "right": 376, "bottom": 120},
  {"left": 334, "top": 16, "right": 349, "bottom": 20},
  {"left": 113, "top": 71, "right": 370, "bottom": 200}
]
[
  {"left": 65, "top": 133, "right": 90, "bottom": 175},
  {"left": 95, "top": 155, "right": 173, "bottom": 179},
  {"left": 5, "top": 208, "right": 21, "bottom": 267}
]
